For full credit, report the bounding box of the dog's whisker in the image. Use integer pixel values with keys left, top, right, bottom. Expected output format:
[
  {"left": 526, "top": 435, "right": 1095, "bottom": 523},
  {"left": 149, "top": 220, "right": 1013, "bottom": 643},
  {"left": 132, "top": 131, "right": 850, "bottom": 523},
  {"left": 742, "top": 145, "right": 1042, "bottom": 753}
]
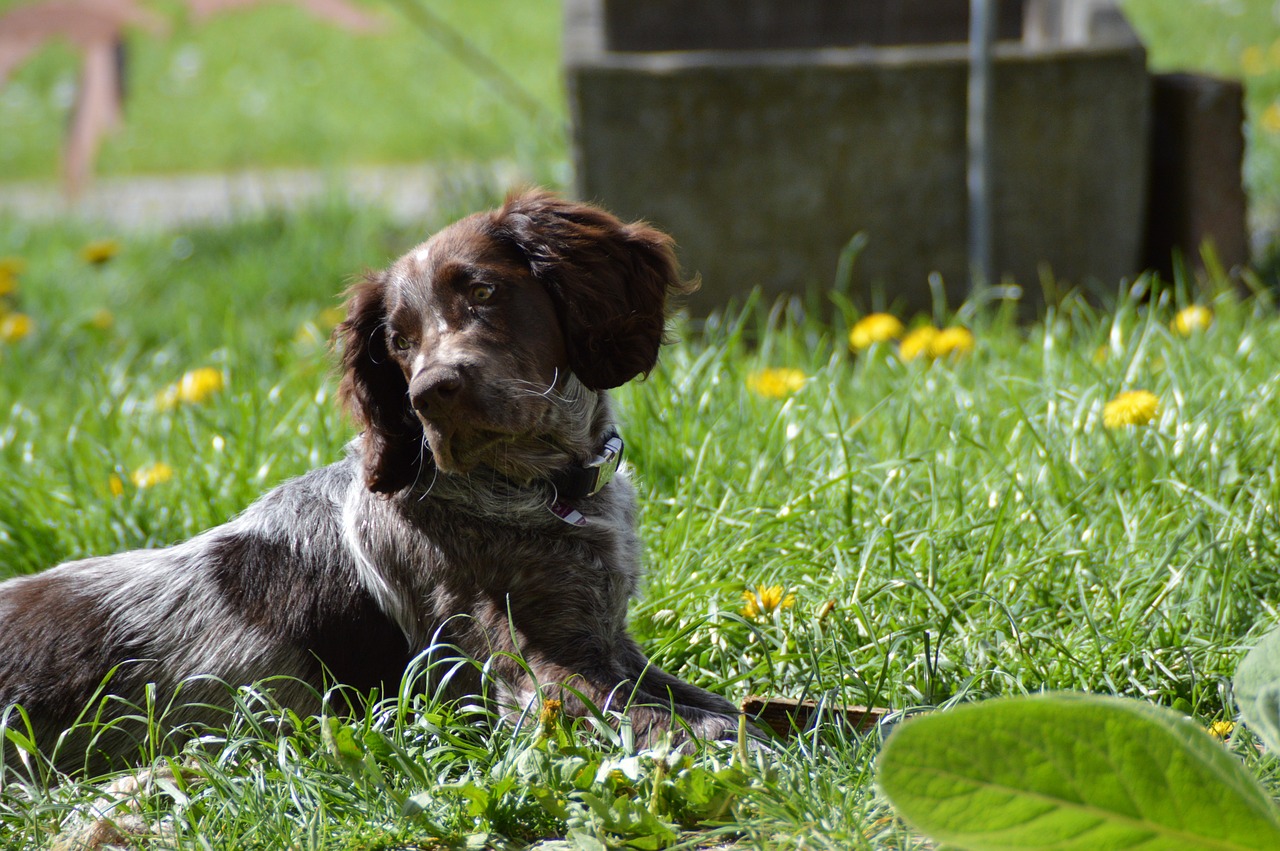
[
  {"left": 539, "top": 367, "right": 560, "bottom": 398},
  {"left": 412, "top": 436, "right": 438, "bottom": 500},
  {"left": 500, "top": 380, "right": 575, "bottom": 404}
]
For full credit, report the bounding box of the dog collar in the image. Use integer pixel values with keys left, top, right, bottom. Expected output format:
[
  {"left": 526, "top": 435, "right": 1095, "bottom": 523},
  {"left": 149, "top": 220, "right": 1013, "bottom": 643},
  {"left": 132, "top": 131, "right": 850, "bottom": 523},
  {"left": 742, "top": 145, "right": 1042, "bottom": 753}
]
[
  {"left": 547, "top": 430, "right": 624, "bottom": 526},
  {"left": 549, "top": 429, "right": 624, "bottom": 500}
]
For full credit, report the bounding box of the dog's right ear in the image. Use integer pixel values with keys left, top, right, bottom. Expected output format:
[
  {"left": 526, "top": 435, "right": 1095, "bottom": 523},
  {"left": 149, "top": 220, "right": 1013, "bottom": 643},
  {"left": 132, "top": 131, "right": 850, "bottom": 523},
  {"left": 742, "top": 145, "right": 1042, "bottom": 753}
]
[
  {"left": 335, "top": 271, "right": 423, "bottom": 494},
  {"left": 493, "top": 189, "right": 696, "bottom": 391}
]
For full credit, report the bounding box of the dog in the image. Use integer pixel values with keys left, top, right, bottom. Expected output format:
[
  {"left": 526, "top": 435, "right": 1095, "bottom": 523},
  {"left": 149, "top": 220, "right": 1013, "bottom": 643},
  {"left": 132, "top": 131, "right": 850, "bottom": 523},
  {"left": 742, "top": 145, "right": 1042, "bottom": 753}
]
[{"left": 0, "top": 190, "right": 744, "bottom": 773}]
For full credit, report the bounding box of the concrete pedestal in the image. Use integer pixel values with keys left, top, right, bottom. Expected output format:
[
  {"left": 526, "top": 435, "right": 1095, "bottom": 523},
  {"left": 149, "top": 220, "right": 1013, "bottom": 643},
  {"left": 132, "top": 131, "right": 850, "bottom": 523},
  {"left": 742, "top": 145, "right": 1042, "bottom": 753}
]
[{"left": 566, "top": 0, "right": 1153, "bottom": 312}]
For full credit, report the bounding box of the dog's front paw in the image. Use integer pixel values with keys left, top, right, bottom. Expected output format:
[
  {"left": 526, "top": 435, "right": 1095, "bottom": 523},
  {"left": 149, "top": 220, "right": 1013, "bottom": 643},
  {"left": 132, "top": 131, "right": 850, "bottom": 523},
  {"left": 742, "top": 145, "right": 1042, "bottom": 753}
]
[{"left": 675, "top": 711, "right": 770, "bottom": 749}]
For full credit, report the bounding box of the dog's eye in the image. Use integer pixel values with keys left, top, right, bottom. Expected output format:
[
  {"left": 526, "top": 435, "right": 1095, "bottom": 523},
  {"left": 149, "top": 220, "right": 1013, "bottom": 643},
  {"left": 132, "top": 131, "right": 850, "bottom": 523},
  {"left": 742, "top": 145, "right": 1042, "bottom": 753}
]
[
  {"left": 390, "top": 333, "right": 413, "bottom": 351},
  {"left": 470, "top": 283, "right": 496, "bottom": 304}
]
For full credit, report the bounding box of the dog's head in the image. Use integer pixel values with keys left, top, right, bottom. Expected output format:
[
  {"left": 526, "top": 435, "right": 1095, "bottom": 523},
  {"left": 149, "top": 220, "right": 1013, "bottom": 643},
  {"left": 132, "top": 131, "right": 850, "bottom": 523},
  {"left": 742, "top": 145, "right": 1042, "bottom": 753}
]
[{"left": 335, "top": 189, "right": 694, "bottom": 494}]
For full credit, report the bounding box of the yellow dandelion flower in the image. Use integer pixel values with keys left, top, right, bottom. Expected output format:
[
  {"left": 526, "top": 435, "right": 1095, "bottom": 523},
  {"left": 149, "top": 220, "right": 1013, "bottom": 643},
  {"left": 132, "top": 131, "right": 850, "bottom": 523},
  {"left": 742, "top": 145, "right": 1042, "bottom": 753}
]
[
  {"left": 1242, "top": 44, "right": 1268, "bottom": 76},
  {"left": 157, "top": 367, "right": 225, "bottom": 409},
  {"left": 848, "top": 313, "right": 904, "bottom": 351},
  {"left": 1171, "top": 305, "right": 1212, "bottom": 336},
  {"left": 0, "top": 257, "right": 25, "bottom": 297},
  {"left": 108, "top": 474, "right": 125, "bottom": 497},
  {"left": 538, "top": 698, "right": 562, "bottom": 738},
  {"left": 929, "top": 326, "right": 975, "bottom": 358},
  {"left": 1262, "top": 102, "right": 1280, "bottom": 136},
  {"left": 89, "top": 308, "right": 115, "bottom": 330},
  {"left": 899, "top": 326, "right": 939, "bottom": 361},
  {"left": 1208, "top": 720, "right": 1235, "bottom": 740},
  {"left": 741, "top": 584, "right": 796, "bottom": 619},
  {"left": 131, "top": 462, "right": 174, "bottom": 489},
  {"left": 0, "top": 313, "right": 33, "bottom": 343},
  {"left": 747, "top": 367, "right": 806, "bottom": 399},
  {"left": 179, "top": 367, "right": 225, "bottom": 403},
  {"left": 1103, "top": 390, "right": 1159, "bottom": 428},
  {"left": 81, "top": 239, "right": 121, "bottom": 265}
]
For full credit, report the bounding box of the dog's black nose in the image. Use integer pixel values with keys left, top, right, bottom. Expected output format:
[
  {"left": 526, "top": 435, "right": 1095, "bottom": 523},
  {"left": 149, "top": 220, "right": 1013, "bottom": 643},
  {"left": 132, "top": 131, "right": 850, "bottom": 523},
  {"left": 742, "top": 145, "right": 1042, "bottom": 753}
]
[{"left": 410, "top": 367, "right": 464, "bottom": 416}]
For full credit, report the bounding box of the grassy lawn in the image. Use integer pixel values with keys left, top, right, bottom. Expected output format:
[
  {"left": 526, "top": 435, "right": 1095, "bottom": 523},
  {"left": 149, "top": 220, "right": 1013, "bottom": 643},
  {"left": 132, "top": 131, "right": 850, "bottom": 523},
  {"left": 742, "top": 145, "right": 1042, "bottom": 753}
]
[
  {"left": 2, "top": 1, "right": 1280, "bottom": 848},
  {"left": 1, "top": 203, "right": 1279, "bottom": 846},
  {"left": 0, "top": 0, "right": 565, "bottom": 180}
]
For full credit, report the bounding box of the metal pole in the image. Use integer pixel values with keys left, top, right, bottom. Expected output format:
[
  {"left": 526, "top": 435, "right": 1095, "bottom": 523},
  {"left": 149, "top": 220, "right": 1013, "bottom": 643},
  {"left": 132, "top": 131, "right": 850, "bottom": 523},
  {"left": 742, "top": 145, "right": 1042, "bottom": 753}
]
[{"left": 967, "top": 0, "right": 996, "bottom": 292}]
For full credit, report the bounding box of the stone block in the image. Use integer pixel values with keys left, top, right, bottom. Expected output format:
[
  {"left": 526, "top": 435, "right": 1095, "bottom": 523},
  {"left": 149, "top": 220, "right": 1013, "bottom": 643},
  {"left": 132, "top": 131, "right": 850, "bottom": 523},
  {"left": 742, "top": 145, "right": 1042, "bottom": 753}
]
[
  {"left": 1144, "top": 73, "right": 1249, "bottom": 277},
  {"left": 599, "top": 0, "right": 1025, "bottom": 53},
  {"left": 566, "top": 0, "right": 1151, "bottom": 313}
]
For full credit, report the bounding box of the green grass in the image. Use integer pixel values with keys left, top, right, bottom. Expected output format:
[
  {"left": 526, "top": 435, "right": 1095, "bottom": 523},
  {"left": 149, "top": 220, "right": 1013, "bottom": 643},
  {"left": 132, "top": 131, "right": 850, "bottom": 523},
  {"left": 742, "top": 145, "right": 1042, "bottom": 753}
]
[
  {"left": 4, "top": 2, "right": 1280, "bottom": 847},
  {"left": 0, "top": 0, "right": 565, "bottom": 180},
  {"left": 2, "top": 203, "right": 1280, "bottom": 847}
]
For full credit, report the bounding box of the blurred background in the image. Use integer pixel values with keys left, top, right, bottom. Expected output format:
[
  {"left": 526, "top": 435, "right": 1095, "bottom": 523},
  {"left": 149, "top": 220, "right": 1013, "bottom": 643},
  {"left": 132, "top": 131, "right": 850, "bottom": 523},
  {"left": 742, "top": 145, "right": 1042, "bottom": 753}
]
[
  {"left": 0, "top": 0, "right": 561, "bottom": 176},
  {"left": 1, "top": 0, "right": 1279, "bottom": 305}
]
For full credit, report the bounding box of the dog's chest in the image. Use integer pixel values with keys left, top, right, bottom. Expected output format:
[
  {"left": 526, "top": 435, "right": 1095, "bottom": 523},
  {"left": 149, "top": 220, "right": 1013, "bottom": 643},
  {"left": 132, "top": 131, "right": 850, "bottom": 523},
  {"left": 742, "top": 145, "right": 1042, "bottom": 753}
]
[
  {"left": 423, "top": 501, "right": 632, "bottom": 593},
  {"left": 415, "top": 505, "right": 641, "bottom": 659},
  {"left": 349, "top": 479, "right": 642, "bottom": 645}
]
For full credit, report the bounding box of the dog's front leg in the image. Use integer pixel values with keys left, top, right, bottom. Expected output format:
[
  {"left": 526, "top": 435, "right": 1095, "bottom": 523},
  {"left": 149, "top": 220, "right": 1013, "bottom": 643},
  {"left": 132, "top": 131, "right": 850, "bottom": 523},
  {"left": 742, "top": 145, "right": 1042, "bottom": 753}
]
[{"left": 500, "top": 636, "right": 745, "bottom": 747}]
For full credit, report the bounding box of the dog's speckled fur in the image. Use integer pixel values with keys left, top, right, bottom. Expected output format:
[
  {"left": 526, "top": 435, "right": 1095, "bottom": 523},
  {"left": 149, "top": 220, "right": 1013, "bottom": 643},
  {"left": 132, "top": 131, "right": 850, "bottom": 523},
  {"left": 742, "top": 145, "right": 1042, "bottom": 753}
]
[{"left": 0, "top": 190, "right": 740, "bottom": 772}]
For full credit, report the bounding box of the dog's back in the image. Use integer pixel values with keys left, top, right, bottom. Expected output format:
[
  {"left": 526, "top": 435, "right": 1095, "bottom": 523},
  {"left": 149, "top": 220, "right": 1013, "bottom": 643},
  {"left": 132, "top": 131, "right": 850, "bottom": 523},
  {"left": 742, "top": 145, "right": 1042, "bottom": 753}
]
[{"left": 0, "top": 458, "right": 410, "bottom": 770}]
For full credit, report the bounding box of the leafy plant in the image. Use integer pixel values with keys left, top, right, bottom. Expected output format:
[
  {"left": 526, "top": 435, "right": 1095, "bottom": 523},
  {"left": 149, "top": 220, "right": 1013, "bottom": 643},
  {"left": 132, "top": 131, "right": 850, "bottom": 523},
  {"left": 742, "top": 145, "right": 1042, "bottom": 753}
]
[
  {"left": 1235, "top": 623, "right": 1280, "bottom": 755},
  {"left": 317, "top": 697, "right": 758, "bottom": 849},
  {"left": 878, "top": 692, "right": 1280, "bottom": 850}
]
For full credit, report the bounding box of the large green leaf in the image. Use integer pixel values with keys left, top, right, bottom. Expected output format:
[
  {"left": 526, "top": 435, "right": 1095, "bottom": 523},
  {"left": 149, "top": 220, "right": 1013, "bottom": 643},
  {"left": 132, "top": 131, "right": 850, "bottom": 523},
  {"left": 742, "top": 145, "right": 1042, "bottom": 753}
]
[
  {"left": 878, "top": 692, "right": 1280, "bottom": 850},
  {"left": 1235, "top": 624, "right": 1280, "bottom": 754}
]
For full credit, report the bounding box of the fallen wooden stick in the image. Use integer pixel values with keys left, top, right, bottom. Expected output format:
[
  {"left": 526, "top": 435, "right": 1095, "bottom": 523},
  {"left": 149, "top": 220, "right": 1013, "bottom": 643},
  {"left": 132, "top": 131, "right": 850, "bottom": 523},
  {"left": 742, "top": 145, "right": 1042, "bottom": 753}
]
[{"left": 742, "top": 696, "right": 890, "bottom": 738}]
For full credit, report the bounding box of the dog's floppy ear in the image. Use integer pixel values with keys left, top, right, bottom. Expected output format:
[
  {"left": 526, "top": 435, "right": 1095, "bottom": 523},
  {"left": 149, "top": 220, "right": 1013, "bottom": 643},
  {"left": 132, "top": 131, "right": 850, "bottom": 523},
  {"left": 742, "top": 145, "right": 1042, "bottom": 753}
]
[
  {"left": 335, "top": 271, "right": 423, "bottom": 493},
  {"left": 493, "top": 189, "right": 697, "bottom": 390}
]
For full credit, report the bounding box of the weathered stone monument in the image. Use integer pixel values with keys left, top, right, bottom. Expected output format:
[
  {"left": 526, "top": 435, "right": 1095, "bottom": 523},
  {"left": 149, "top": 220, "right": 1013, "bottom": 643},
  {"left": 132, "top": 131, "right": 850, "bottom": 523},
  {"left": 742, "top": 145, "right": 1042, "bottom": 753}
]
[
  {"left": 565, "top": 0, "right": 1244, "bottom": 313},
  {"left": 1144, "top": 73, "right": 1248, "bottom": 280}
]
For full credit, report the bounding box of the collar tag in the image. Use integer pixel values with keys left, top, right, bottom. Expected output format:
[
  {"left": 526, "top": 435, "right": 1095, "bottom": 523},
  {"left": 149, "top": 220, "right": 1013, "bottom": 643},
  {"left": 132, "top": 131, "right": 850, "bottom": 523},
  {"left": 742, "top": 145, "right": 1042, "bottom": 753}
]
[
  {"left": 583, "top": 432, "right": 624, "bottom": 496},
  {"left": 544, "top": 431, "right": 625, "bottom": 524},
  {"left": 548, "top": 500, "right": 588, "bottom": 527}
]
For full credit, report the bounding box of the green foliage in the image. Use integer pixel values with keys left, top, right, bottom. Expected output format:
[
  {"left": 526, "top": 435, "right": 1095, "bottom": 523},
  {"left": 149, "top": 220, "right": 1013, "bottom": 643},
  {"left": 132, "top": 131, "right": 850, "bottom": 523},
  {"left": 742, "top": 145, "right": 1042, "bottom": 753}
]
[
  {"left": 0, "top": 0, "right": 565, "bottom": 181},
  {"left": 879, "top": 693, "right": 1280, "bottom": 850},
  {"left": 1235, "top": 624, "right": 1280, "bottom": 755},
  {"left": 2, "top": 207, "right": 1280, "bottom": 846},
  {"left": 1, "top": 673, "right": 771, "bottom": 848},
  {"left": 2, "top": 3, "right": 1277, "bottom": 845},
  {"left": 395, "top": 716, "right": 757, "bottom": 849}
]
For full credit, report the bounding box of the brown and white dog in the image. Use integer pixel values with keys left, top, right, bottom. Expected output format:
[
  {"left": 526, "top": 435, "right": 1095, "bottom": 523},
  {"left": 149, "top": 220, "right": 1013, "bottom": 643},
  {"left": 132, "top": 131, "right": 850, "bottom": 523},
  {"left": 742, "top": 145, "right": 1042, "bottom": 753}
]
[{"left": 0, "top": 190, "right": 743, "bottom": 772}]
